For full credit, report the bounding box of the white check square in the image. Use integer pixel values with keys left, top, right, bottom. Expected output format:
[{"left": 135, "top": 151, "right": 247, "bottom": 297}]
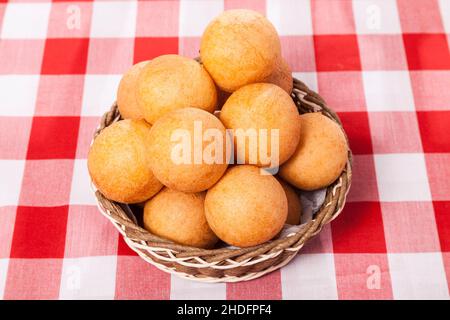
[
  {"left": 81, "top": 75, "right": 122, "bottom": 116},
  {"left": 0, "top": 259, "right": 8, "bottom": 299},
  {"left": 179, "top": 0, "right": 223, "bottom": 37},
  {"left": 388, "top": 253, "right": 449, "bottom": 299},
  {"left": 352, "top": 0, "right": 401, "bottom": 34},
  {"left": 293, "top": 72, "right": 318, "bottom": 92},
  {"left": 70, "top": 160, "right": 97, "bottom": 205},
  {"left": 59, "top": 256, "right": 117, "bottom": 299},
  {"left": 0, "top": 160, "right": 25, "bottom": 206},
  {"left": 374, "top": 154, "right": 432, "bottom": 202},
  {"left": 1, "top": 3, "right": 51, "bottom": 39},
  {"left": 0, "top": 76, "right": 39, "bottom": 116},
  {"left": 439, "top": 0, "right": 450, "bottom": 33},
  {"left": 90, "top": 1, "right": 137, "bottom": 38},
  {"left": 281, "top": 254, "right": 338, "bottom": 299},
  {"left": 267, "top": 0, "right": 313, "bottom": 35},
  {"left": 363, "top": 71, "right": 414, "bottom": 111}
]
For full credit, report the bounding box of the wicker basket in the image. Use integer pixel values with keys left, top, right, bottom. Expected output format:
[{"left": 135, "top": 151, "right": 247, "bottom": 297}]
[{"left": 91, "top": 77, "right": 353, "bottom": 283}]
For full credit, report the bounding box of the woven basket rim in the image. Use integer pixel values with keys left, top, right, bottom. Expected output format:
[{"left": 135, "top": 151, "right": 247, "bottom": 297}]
[{"left": 91, "top": 77, "right": 353, "bottom": 282}]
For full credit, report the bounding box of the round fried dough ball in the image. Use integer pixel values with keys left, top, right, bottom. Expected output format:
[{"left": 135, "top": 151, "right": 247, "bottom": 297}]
[
  {"left": 280, "top": 113, "right": 349, "bottom": 190},
  {"left": 200, "top": 9, "right": 282, "bottom": 93},
  {"left": 117, "top": 61, "right": 148, "bottom": 120},
  {"left": 216, "top": 59, "right": 292, "bottom": 109},
  {"left": 205, "top": 165, "right": 288, "bottom": 247},
  {"left": 261, "top": 58, "right": 293, "bottom": 94},
  {"left": 277, "top": 178, "right": 302, "bottom": 225},
  {"left": 88, "top": 119, "right": 163, "bottom": 203},
  {"left": 143, "top": 188, "right": 218, "bottom": 249},
  {"left": 148, "top": 107, "right": 228, "bottom": 193},
  {"left": 220, "top": 83, "right": 301, "bottom": 167},
  {"left": 137, "top": 55, "right": 217, "bottom": 124}
]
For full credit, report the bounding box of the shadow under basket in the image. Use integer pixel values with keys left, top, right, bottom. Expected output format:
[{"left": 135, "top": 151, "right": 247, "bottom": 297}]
[{"left": 91, "top": 78, "right": 353, "bottom": 283}]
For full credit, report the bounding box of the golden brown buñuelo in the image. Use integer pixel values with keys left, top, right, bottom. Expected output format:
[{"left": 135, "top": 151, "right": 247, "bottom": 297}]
[
  {"left": 215, "top": 58, "right": 293, "bottom": 109},
  {"left": 88, "top": 119, "right": 163, "bottom": 203},
  {"left": 147, "top": 107, "right": 229, "bottom": 193},
  {"left": 205, "top": 165, "right": 288, "bottom": 247},
  {"left": 261, "top": 58, "right": 293, "bottom": 94},
  {"left": 200, "top": 9, "right": 282, "bottom": 93},
  {"left": 137, "top": 54, "right": 217, "bottom": 124},
  {"left": 143, "top": 188, "right": 218, "bottom": 249},
  {"left": 220, "top": 83, "right": 301, "bottom": 167},
  {"left": 116, "top": 61, "right": 149, "bottom": 120},
  {"left": 280, "top": 113, "right": 349, "bottom": 190}
]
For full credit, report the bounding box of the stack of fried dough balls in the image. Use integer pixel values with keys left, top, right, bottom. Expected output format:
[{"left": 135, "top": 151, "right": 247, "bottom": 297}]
[{"left": 88, "top": 9, "right": 348, "bottom": 249}]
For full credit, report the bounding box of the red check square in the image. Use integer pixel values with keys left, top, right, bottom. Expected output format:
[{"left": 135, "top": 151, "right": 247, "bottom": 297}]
[
  {"left": 41, "top": 38, "right": 90, "bottom": 74},
  {"left": 0, "top": 117, "right": 32, "bottom": 159},
  {"left": 410, "top": 71, "right": 450, "bottom": 111},
  {"left": 0, "top": 206, "right": 16, "bottom": 258},
  {"left": 3, "top": 259, "right": 63, "bottom": 300},
  {"left": 36, "top": 75, "right": 84, "bottom": 116},
  {"left": 311, "top": 0, "right": 355, "bottom": 34},
  {"left": 86, "top": 38, "right": 134, "bottom": 74},
  {"left": 224, "top": 0, "right": 266, "bottom": 13},
  {"left": 317, "top": 72, "right": 366, "bottom": 112},
  {"left": 397, "top": 0, "right": 445, "bottom": 33},
  {"left": 19, "top": 160, "right": 74, "bottom": 206},
  {"left": 334, "top": 254, "right": 393, "bottom": 299},
  {"left": 417, "top": 111, "right": 450, "bottom": 153},
  {"left": 0, "top": 40, "right": 45, "bottom": 74},
  {"left": 425, "top": 154, "right": 450, "bottom": 201},
  {"left": 227, "top": 271, "right": 282, "bottom": 300},
  {"left": 115, "top": 256, "right": 170, "bottom": 299},
  {"left": 75, "top": 116, "right": 100, "bottom": 159},
  {"left": 133, "top": 37, "right": 178, "bottom": 64},
  {"left": 434, "top": 201, "right": 450, "bottom": 252},
  {"left": 136, "top": 0, "right": 179, "bottom": 37},
  {"left": 403, "top": 34, "right": 450, "bottom": 70},
  {"left": 381, "top": 202, "right": 440, "bottom": 253},
  {"left": 281, "top": 35, "right": 316, "bottom": 72},
  {"left": 64, "top": 205, "right": 118, "bottom": 258},
  {"left": 358, "top": 35, "right": 408, "bottom": 70},
  {"left": 368, "top": 112, "right": 423, "bottom": 153},
  {"left": 314, "top": 35, "right": 361, "bottom": 71},
  {"left": 10, "top": 206, "right": 69, "bottom": 259},
  {"left": 338, "top": 112, "right": 372, "bottom": 154},
  {"left": 117, "top": 235, "right": 137, "bottom": 256},
  {"left": 346, "top": 155, "right": 379, "bottom": 203},
  {"left": 27, "top": 116, "right": 80, "bottom": 159},
  {"left": 331, "top": 202, "right": 387, "bottom": 253}
]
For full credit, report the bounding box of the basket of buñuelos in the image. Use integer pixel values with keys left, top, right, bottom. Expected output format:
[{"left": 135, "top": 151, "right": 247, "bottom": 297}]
[{"left": 88, "top": 10, "right": 352, "bottom": 282}]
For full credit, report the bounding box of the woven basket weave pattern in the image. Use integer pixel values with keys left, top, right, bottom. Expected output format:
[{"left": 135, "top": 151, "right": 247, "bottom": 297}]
[{"left": 92, "top": 78, "right": 353, "bottom": 282}]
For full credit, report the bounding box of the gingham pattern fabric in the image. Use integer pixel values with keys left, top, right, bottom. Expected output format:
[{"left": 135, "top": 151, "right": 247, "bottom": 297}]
[{"left": 0, "top": 0, "right": 449, "bottom": 300}]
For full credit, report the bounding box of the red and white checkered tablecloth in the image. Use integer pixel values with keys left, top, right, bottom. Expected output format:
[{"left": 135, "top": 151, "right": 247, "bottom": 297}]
[{"left": 0, "top": 0, "right": 449, "bottom": 300}]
